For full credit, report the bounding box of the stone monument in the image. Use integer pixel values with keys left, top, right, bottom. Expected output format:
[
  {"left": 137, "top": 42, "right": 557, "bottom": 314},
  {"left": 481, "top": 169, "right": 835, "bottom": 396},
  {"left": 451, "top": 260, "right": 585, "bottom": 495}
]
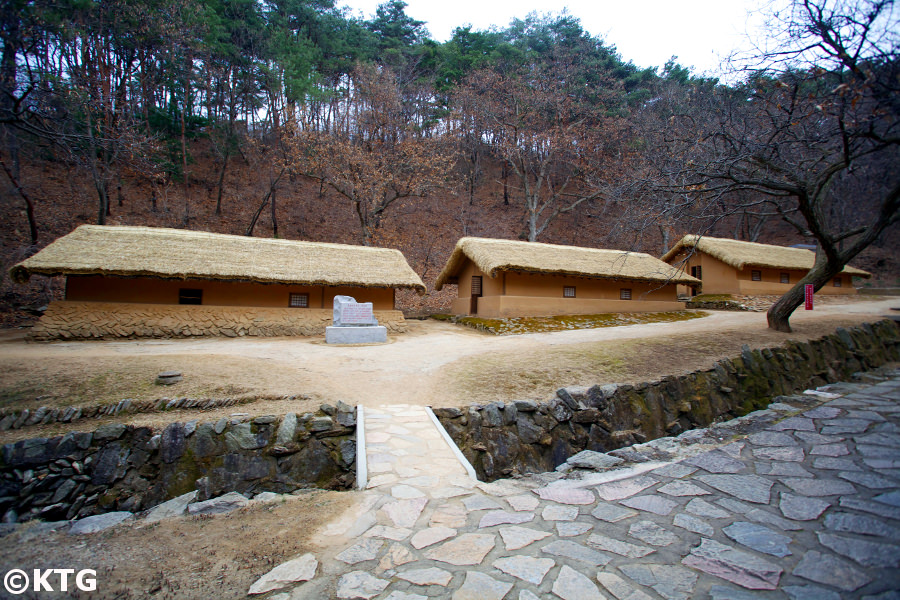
[{"left": 325, "top": 295, "right": 388, "bottom": 344}]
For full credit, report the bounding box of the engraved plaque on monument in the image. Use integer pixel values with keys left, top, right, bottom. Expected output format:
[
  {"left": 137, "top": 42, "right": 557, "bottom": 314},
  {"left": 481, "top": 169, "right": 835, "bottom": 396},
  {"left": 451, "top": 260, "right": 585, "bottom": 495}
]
[
  {"left": 332, "top": 295, "right": 378, "bottom": 327},
  {"left": 326, "top": 295, "right": 387, "bottom": 344}
]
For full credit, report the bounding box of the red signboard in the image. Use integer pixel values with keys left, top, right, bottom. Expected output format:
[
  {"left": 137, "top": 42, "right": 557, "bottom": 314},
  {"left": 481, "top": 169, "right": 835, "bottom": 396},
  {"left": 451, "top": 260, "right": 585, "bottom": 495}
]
[{"left": 804, "top": 284, "right": 814, "bottom": 310}]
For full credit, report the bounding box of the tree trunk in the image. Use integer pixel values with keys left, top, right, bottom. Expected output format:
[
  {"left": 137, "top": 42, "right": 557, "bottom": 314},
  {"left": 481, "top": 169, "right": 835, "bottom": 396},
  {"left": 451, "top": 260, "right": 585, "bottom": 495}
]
[
  {"left": 215, "top": 149, "right": 229, "bottom": 215},
  {"left": 767, "top": 259, "right": 842, "bottom": 332},
  {"left": 0, "top": 152, "right": 37, "bottom": 244},
  {"left": 270, "top": 185, "right": 278, "bottom": 238},
  {"left": 502, "top": 162, "right": 509, "bottom": 205},
  {"left": 245, "top": 168, "right": 284, "bottom": 236},
  {"left": 180, "top": 107, "right": 190, "bottom": 227}
]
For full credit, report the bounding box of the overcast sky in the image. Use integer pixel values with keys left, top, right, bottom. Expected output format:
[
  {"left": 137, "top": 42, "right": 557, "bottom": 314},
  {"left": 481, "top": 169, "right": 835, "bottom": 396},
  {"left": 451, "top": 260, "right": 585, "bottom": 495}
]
[{"left": 338, "top": 0, "right": 777, "bottom": 77}]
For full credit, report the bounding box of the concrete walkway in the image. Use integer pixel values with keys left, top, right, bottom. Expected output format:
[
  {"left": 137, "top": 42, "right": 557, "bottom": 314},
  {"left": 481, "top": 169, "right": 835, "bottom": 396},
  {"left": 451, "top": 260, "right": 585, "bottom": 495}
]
[{"left": 276, "top": 373, "right": 900, "bottom": 599}]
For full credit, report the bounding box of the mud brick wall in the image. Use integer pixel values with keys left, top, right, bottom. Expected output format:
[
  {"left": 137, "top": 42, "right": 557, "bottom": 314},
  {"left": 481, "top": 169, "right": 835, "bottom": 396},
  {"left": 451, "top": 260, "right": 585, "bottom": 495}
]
[
  {"left": 28, "top": 301, "right": 408, "bottom": 340},
  {"left": 435, "top": 320, "right": 900, "bottom": 480}
]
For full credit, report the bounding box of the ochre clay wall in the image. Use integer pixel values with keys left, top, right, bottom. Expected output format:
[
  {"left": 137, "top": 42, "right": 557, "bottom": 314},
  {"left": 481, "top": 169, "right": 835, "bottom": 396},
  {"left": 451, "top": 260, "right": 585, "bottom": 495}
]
[
  {"left": 65, "top": 275, "right": 396, "bottom": 310},
  {"left": 449, "top": 259, "right": 684, "bottom": 317},
  {"left": 29, "top": 301, "right": 407, "bottom": 340},
  {"left": 668, "top": 251, "right": 859, "bottom": 296}
]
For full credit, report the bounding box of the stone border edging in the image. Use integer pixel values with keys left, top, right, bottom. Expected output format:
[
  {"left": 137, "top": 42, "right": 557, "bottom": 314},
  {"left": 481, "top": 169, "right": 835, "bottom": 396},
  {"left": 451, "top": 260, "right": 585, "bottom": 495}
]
[
  {"left": 356, "top": 405, "right": 367, "bottom": 490},
  {"left": 0, "top": 395, "right": 270, "bottom": 432},
  {"left": 425, "top": 405, "right": 478, "bottom": 481}
]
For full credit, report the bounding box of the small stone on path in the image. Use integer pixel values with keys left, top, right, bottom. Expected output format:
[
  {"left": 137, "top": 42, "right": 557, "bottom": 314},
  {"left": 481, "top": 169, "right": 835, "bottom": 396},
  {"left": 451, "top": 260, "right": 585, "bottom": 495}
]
[
  {"left": 552, "top": 565, "right": 604, "bottom": 600},
  {"left": 336, "top": 571, "right": 389, "bottom": 599},
  {"left": 657, "top": 480, "right": 710, "bottom": 497},
  {"left": 381, "top": 497, "right": 427, "bottom": 528},
  {"left": 673, "top": 513, "right": 715, "bottom": 536},
  {"left": 682, "top": 538, "right": 783, "bottom": 590},
  {"left": 424, "top": 533, "right": 495, "bottom": 565},
  {"left": 248, "top": 553, "right": 318, "bottom": 595},
  {"left": 378, "top": 543, "right": 415, "bottom": 571},
  {"left": 410, "top": 526, "right": 456, "bottom": 549},
  {"left": 587, "top": 533, "right": 655, "bottom": 558},
  {"left": 697, "top": 474, "right": 773, "bottom": 504},
  {"left": 793, "top": 550, "right": 872, "bottom": 591},
  {"left": 396, "top": 567, "right": 453, "bottom": 586},
  {"left": 363, "top": 525, "right": 413, "bottom": 541},
  {"left": 618, "top": 564, "right": 698, "bottom": 600},
  {"left": 542, "top": 504, "right": 579, "bottom": 521},
  {"left": 685, "top": 452, "right": 746, "bottom": 474},
  {"left": 723, "top": 522, "right": 792, "bottom": 557},
  {"left": 542, "top": 539, "right": 611, "bottom": 566},
  {"left": 451, "top": 571, "right": 513, "bottom": 600},
  {"left": 597, "top": 572, "right": 654, "bottom": 600},
  {"left": 336, "top": 538, "right": 383, "bottom": 564},
  {"left": 533, "top": 486, "right": 595, "bottom": 504},
  {"left": 462, "top": 494, "right": 502, "bottom": 511},
  {"left": 492, "top": 555, "right": 555, "bottom": 585},
  {"left": 498, "top": 526, "right": 551, "bottom": 550},
  {"left": 478, "top": 509, "right": 534, "bottom": 528},
  {"left": 781, "top": 477, "right": 856, "bottom": 497},
  {"left": 628, "top": 521, "right": 678, "bottom": 546},
  {"left": 595, "top": 476, "right": 657, "bottom": 501},
  {"left": 390, "top": 485, "right": 425, "bottom": 499},
  {"left": 506, "top": 494, "right": 539, "bottom": 511},
  {"left": 620, "top": 494, "right": 678, "bottom": 516}
]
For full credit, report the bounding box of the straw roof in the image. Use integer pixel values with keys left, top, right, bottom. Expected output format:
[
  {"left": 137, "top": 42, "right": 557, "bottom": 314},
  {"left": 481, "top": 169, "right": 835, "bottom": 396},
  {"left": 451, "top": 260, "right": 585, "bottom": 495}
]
[
  {"left": 434, "top": 237, "right": 700, "bottom": 289},
  {"left": 660, "top": 235, "right": 871, "bottom": 277},
  {"left": 10, "top": 225, "right": 426, "bottom": 292}
]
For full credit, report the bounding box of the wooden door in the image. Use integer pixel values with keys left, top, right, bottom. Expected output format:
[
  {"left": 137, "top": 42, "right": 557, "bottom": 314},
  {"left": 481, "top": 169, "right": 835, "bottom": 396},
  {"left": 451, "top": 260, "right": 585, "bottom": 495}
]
[{"left": 470, "top": 276, "right": 482, "bottom": 315}]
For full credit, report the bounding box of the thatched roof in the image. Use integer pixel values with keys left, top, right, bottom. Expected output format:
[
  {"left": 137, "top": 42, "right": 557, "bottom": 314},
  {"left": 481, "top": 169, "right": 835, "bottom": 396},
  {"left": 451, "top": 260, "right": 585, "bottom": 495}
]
[
  {"left": 660, "top": 235, "right": 871, "bottom": 277},
  {"left": 434, "top": 237, "right": 700, "bottom": 290},
  {"left": 10, "top": 225, "right": 426, "bottom": 292}
]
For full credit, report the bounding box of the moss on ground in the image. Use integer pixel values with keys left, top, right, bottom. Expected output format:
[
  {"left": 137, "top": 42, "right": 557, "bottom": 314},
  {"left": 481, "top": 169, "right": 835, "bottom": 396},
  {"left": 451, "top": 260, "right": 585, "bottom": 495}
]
[
  {"left": 440, "top": 310, "right": 708, "bottom": 335},
  {"left": 690, "top": 294, "right": 736, "bottom": 302}
]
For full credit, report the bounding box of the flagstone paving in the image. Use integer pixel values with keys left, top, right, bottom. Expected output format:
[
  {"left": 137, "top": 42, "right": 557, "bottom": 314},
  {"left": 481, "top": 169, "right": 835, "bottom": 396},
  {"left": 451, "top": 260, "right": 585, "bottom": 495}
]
[{"left": 256, "top": 374, "right": 900, "bottom": 599}]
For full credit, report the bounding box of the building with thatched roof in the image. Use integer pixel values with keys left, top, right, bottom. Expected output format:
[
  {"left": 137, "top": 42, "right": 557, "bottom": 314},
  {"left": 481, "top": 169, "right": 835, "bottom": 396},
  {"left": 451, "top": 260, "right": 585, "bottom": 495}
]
[
  {"left": 10, "top": 225, "right": 425, "bottom": 340},
  {"left": 434, "top": 237, "right": 699, "bottom": 318},
  {"left": 660, "top": 234, "right": 871, "bottom": 296}
]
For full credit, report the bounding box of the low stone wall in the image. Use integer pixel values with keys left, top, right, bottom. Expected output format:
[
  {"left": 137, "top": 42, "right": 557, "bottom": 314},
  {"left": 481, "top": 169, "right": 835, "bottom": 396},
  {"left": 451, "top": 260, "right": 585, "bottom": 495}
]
[
  {"left": 435, "top": 319, "right": 900, "bottom": 480},
  {"left": 0, "top": 404, "right": 356, "bottom": 523},
  {"left": 0, "top": 396, "right": 270, "bottom": 432},
  {"left": 28, "top": 301, "right": 408, "bottom": 340}
]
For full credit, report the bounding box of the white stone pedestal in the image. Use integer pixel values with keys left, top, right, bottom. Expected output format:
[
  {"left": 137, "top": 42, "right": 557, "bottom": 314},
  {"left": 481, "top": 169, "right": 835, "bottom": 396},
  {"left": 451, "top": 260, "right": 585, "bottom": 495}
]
[{"left": 326, "top": 325, "right": 387, "bottom": 344}]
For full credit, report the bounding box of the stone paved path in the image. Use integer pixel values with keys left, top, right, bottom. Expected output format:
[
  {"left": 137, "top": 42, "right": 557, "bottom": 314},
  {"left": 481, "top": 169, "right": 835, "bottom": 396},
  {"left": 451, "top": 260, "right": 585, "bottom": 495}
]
[
  {"left": 258, "top": 375, "right": 900, "bottom": 599},
  {"left": 360, "top": 405, "right": 473, "bottom": 494}
]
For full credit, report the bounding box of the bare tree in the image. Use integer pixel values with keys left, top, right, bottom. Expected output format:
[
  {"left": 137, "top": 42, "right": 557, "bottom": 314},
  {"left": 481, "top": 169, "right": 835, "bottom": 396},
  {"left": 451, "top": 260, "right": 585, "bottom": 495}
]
[
  {"left": 637, "top": 0, "right": 899, "bottom": 331},
  {"left": 281, "top": 64, "right": 455, "bottom": 245},
  {"left": 454, "top": 67, "right": 624, "bottom": 242}
]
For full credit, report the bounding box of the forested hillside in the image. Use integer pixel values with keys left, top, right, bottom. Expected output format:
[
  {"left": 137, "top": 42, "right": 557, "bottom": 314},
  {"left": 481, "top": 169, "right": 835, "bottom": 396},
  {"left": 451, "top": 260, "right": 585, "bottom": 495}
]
[{"left": 1, "top": 0, "right": 897, "bottom": 324}]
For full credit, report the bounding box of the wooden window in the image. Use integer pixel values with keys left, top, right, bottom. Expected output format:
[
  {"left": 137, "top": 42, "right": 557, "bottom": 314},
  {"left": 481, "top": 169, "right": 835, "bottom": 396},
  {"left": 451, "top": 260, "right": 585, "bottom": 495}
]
[
  {"left": 471, "top": 276, "right": 483, "bottom": 296},
  {"left": 780, "top": 273, "right": 790, "bottom": 284},
  {"left": 691, "top": 266, "right": 702, "bottom": 280},
  {"left": 289, "top": 293, "right": 309, "bottom": 308},
  {"left": 563, "top": 286, "right": 576, "bottom": 298},
  {"left": 620, "top": 288, "right": 632, "bottom": 300},
  {"left": 178, "top": 288, "right": 202, "bottom": 305},
  {"left": 751, "top": 270, "right": 762, "bottom": 281},
  {"left": 833, "top": 277, "right": 842, "bottom": 287}
]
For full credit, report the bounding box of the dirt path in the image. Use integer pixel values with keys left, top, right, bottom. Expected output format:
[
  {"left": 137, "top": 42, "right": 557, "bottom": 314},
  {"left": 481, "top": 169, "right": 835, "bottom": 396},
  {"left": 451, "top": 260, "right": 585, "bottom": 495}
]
[{"left": 0, "top": 299, "right": 897, "bottom": 438}]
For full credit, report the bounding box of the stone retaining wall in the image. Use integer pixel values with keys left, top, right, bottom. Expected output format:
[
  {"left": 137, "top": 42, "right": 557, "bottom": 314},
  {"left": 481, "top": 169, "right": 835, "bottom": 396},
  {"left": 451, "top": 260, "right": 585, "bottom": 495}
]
[
  {"left": 0, "top": 395, "right": 274, "bottom": 432},
  {"left": 435, "top": 319, "right": 900, "bottom": 480},
  {"left": 0, "top": 404, "right": 356, "bottom": 524},
  {"left": 28, "top": 301, "right": 408, "bottom": 340}
]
